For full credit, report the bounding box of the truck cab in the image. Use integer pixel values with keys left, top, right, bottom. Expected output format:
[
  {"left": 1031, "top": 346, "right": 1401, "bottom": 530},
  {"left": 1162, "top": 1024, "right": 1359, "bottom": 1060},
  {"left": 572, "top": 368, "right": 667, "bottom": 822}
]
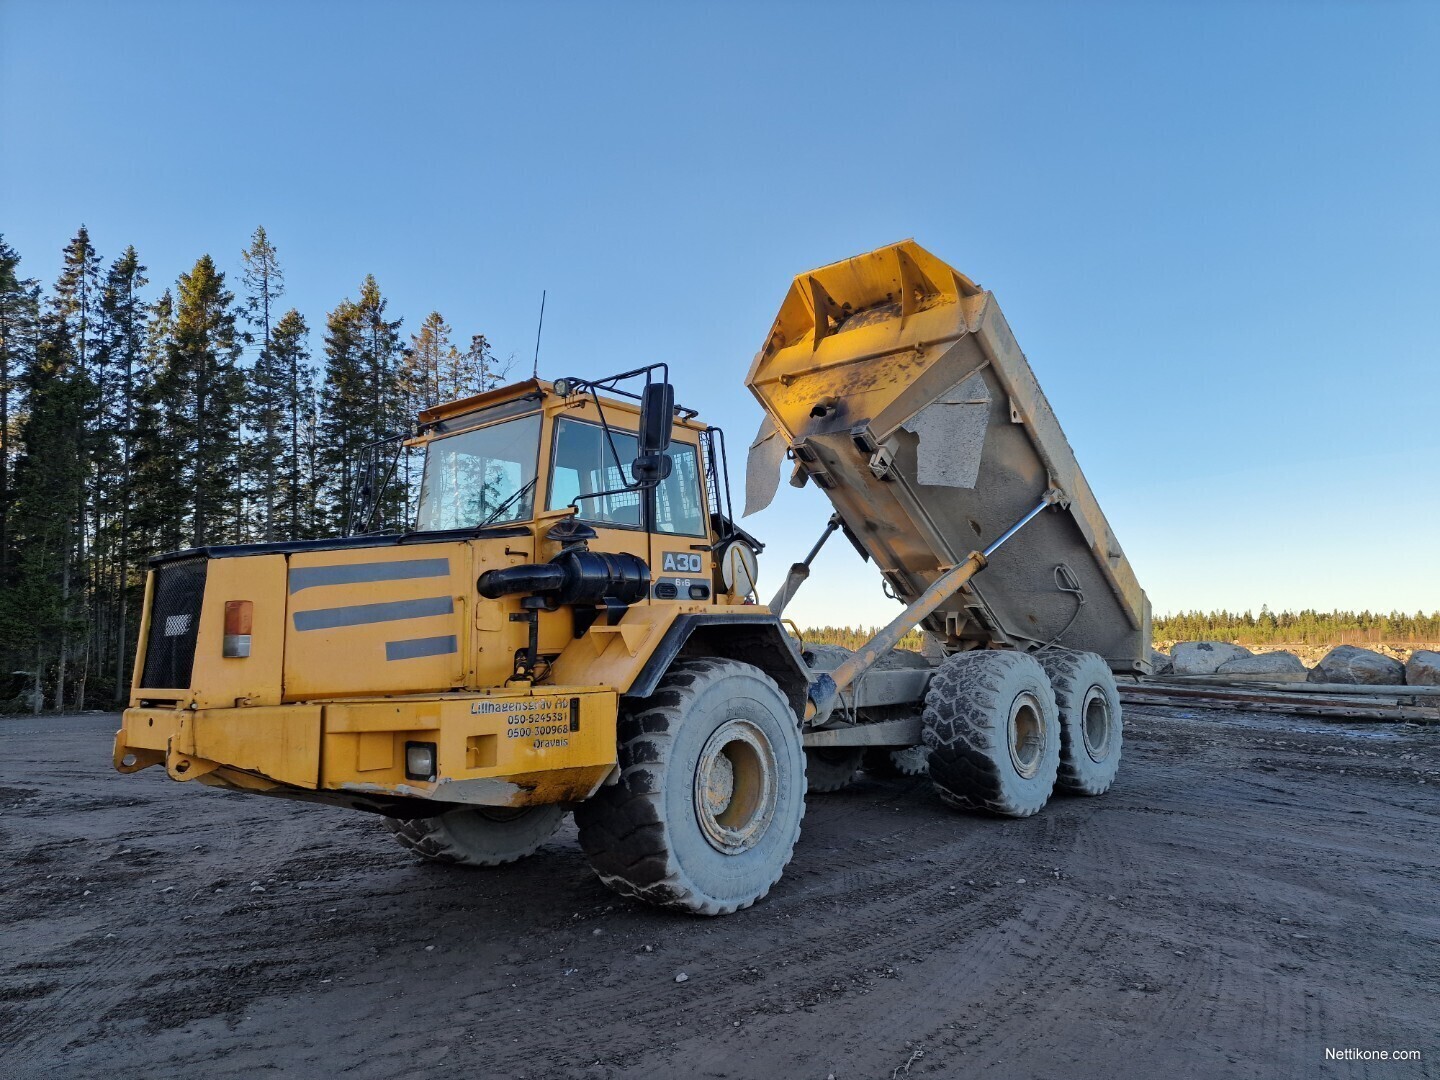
[{"left": 115, "top": 374, "right": 799, "bottom": 817}]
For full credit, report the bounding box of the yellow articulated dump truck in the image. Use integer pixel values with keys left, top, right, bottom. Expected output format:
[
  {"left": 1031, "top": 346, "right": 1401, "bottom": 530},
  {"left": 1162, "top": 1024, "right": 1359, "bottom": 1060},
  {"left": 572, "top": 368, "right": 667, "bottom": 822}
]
[{"left": 115, "top": 240, "right": 1149, "bottom": 916}]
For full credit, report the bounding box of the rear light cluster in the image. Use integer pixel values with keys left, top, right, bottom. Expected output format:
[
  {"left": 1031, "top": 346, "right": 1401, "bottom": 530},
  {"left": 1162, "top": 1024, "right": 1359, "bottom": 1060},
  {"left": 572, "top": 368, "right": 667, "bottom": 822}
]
[{"left": 223, "top": 600, "right": 253, "bottom": 658}]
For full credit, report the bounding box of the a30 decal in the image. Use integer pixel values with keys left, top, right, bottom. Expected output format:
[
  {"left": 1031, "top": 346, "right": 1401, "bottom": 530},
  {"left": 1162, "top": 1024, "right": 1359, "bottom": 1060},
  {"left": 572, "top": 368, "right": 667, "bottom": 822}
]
[{"left": 661, "top": 551, "right": 704, "bottom": 574}]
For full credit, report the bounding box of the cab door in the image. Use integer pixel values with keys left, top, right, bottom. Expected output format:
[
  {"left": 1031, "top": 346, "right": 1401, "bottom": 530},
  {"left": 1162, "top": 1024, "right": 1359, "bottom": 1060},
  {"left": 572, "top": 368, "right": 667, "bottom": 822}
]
[{"left": 648, "top": 438, "right": 713, "bottom": 606}]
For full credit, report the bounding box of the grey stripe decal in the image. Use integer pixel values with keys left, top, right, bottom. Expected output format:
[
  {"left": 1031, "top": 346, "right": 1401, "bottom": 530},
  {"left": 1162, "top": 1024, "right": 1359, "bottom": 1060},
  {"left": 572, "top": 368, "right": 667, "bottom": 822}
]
[
  {"left": 289, "top": 558, "right": 450, "bottom": 594},
  {"left": 386, "top": 635, "right": 458, "bottom": 661},
  {"left": 293, "top": 595, "right": 454, "bottom": 632}
]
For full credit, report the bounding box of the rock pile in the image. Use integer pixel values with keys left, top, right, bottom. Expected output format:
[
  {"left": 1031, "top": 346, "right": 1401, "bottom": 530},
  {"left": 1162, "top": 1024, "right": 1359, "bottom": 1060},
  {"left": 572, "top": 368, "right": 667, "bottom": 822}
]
[
  {"left": 1153, "top": 642, "right": 1437, "bottom": 685},
  {"left": 1307, "top": 644, "right": 1405, "bottom": 685},
  {"left": 1217, "top": 651, "right": 1306, "bottom": 676},
  {"left": 1403, "top": 650, "right": 1440, "bottom": 686},
  {"left": 1170, "top": 641, "right": 1251, "bottom": 675}
]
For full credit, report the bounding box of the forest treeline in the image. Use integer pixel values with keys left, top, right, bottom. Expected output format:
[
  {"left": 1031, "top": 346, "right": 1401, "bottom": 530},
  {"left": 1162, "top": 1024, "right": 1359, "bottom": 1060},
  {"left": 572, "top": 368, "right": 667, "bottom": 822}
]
[
  {"left": 804, "top": 611, "right": 1440, "bottom": 654},
  {"left": 0, "top": 226, "right": 509, "bottom": 712},
  {"left": 799, "top": 627, "right": 926, "bottom": 653},
  {"left": 1153, "top": 608, "right": 1440, "bottom": 647}
]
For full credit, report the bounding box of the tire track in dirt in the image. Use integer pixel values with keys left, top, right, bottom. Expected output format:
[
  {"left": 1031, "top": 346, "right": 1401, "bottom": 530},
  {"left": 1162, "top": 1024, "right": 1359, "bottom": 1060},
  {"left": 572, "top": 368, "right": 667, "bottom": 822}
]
[{"left": 4, "top": 709, "right": 1438, "bottom": 1079}]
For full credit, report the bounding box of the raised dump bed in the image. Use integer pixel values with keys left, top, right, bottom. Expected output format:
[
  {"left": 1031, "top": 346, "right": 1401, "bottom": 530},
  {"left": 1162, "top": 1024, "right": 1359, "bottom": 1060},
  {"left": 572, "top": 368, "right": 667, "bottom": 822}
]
[{"left": 745, "top": 240, "right": 1150, "bottom": 673}]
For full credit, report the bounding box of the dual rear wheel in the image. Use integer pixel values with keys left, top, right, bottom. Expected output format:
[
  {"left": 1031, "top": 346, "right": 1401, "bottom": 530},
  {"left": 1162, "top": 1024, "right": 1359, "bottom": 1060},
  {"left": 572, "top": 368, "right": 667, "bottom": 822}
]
[{"left": 922, "top": 648, "right": 1121, "bottom": 816}]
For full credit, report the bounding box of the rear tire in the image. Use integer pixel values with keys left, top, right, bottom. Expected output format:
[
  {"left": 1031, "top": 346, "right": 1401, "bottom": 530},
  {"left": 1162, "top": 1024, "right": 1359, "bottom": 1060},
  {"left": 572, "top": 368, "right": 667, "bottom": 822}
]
[
  {"left": 865, "top": 744, "right": 930, "bottom": 777},
  {"left": 1039, "top": 649, "right": 1122, "bottom": 795},
  {"left": 805, "top": 747, "right": 865, "bottom": 792},
  {"left": 922, "top": 650, "right": 1059, "bottom": 818},
  {"left": 574, "top": 659, "right": 805, "bottom": 916},
  {"left": 384, "top": 804, "right": 566, "bottom": 867}
]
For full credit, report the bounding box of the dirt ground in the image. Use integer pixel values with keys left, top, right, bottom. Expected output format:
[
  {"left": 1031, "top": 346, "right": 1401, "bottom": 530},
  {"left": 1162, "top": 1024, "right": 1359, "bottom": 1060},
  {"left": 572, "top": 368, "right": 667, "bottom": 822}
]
[{"left": 2, "top": 708, "right": 1436, "bottom": 1080}]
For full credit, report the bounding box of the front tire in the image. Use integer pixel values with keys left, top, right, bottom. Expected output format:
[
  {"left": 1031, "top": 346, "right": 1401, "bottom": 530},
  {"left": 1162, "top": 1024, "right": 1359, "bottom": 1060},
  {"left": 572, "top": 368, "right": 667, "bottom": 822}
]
[
  {"left": 384, "top": 804, "right": 566, "bottom": 867},
  {"left": 922, "top": 650, "right": 1060, "bottom": 818},
  {"left": 574, "top": 659, "right": 806, "bottom": 916}
]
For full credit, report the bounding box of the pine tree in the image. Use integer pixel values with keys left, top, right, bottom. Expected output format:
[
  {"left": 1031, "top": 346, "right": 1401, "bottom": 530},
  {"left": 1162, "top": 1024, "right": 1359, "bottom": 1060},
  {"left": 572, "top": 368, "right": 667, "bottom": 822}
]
[
  {"left": 400, "top": 311, "right": 452, "bottom": 514},
  {"left": 462, "top": 332, "right": 511, "bottom": 397},
  {"left": 0, "top": 235, "right": 40, "bottom": 585},
  {"left": 319, "top": 276, "right": 404, "bottom": 533},
  {"left": 403, "top": 310, "right": 450, "bottom": 411},
  {"left": 240, "top": 227, "right": 285, "bottom": 540},
  {"left": 130, "top": 289, "right": 187, "bottom": 556},
  {"left": 318, "top": 297, "right": 363, "bottom": 533},
  {"left": 95, "top": 247, "right": 148, "bottom": 699},
  {"left": 269, "top": 308, "right": 315, "bottom": 539},
  {"left": 169, "top": 257, "right": 244, "bottom": 546},
  {"left": 4, "top": 316, "right": 89, "bottom": 710},
  {"left": 45, "top": 230, "right": 102, "bottom": 708}
]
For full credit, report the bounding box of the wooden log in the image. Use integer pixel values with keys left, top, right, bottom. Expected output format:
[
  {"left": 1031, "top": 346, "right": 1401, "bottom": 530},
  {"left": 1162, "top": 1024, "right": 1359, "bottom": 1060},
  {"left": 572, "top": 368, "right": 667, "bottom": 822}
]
[
  {"left": 1154, "top": 675, "right": 1440, "bottom": 697},
  {"left": 1119, "top": 683, "right": 1440, "bottom": 723}
]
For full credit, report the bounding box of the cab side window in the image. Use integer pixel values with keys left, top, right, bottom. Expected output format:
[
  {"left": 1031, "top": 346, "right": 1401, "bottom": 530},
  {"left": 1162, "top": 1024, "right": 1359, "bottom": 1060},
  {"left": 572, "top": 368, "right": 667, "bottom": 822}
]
[
  {"left": 653, "top": 444, "right": 706, "bottom": 537},
  {"left": 547, "top": 417, "right": 642, "bottom": 528}
]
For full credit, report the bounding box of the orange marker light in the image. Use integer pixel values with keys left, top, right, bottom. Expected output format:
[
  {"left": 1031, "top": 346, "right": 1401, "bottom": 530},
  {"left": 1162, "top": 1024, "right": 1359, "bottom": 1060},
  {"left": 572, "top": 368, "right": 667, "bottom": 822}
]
[{"left": 223, "top": 600, "right": 253, "bottom": 658}]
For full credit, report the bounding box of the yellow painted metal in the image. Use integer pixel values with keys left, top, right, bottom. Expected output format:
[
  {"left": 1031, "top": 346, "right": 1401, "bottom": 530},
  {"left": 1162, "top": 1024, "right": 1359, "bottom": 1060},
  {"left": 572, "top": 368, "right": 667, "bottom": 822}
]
[
  {"left": 746, "top": 240, "right": 1151, "bottom": 672},
  {"left": 188, "top": 555, "right": 288, "bottom": 708},
  {"left": 116, "top": 704, "right": 321, "bottom": 789},
  {"left": 117, "top": 688, "right": 619, "bottom": 808},
  {"left": 190, "top": 705, "right": 322, "bottom": 788},
  {"left": 118, "top": 377, "right": 755, "bottom": 810},
  {"left": 323, "top": 688, "right": 618, "bottom": 807},
  {"left": 283, "top": 542, "right": 474, "bottom": 699}
]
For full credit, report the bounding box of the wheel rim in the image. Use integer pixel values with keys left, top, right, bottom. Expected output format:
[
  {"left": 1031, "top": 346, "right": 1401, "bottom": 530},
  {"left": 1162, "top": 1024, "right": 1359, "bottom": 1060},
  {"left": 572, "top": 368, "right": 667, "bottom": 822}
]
[
  {"left": 1081, "top": 686, "right": 1113, "bottom": 763},
  {"left": 1007, "top": 692, "right": 1045, "bottom": 779},
  {"left": 694, "top": 718, "right": 778, "bottom": 854}
]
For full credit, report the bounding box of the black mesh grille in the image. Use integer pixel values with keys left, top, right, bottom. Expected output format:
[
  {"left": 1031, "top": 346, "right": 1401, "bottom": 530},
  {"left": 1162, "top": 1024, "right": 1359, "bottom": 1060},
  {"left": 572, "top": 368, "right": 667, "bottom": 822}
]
[{"left": 140, "top": 557, "right": 208, "bottom": 689}]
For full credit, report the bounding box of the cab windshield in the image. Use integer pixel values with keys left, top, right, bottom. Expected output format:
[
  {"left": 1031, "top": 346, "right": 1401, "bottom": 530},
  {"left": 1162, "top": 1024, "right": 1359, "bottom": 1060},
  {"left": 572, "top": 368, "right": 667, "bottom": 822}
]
[{"left": 415, "top": 413, "right": 542, "bottom": 530}]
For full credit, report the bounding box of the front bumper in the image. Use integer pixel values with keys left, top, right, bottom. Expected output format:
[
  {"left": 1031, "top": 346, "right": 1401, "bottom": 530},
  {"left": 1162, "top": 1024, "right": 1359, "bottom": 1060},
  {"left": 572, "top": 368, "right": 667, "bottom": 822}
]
[{"left": 115, "top": 690, "right": 618, "bottom": 809}]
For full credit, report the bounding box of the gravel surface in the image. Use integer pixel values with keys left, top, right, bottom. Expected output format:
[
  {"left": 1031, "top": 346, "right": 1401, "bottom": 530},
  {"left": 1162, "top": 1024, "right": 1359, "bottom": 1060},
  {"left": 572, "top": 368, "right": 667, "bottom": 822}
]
[{"left": 1, "top": 707, "right": 1436, "bottom": 1079}]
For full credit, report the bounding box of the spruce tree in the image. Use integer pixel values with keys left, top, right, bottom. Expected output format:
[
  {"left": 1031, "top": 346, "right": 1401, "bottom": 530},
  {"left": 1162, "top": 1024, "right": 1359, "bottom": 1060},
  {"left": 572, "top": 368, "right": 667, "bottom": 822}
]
[
  {"left": 95, "top": 247, "right": 148, "bottom": 698},
  {"left": 319, "top": 276, "right": 404, "bottom": 533},
  {"left": 240, "top": 227, "right": 286, "bottom": 540},
  {"left": 269, "top": 308, "right": 315, "bottom": 539},
  {"left": 400, "top": 311, "right": 452, "bottom": 514},
  {"left": 130, "top": 289, "right": 187, "bottom": 556},
  {"left": 0, "top": 235, "right": 40, "bottom": 585},
  {"left": 319, "top": 297, "right": 363, "bottom": 533},
  {"left": 5, "top": 316, "right": 89, "bottom": 710},
  {"left": 45, "top": 230, "right": 102, "bottom": 707},
  {"left": 169, "top": 257, "right": 244, "bottom": 546}
]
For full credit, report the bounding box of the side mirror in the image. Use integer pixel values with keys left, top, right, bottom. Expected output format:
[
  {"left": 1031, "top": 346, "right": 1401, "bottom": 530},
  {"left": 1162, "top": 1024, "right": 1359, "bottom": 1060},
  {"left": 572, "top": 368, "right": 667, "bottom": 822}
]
[
  {"left": 631, "top": 452, "right": 673, "bottom": 484},
  {"left": 633, "top": 380, "right": 675, "bottom": 486},
  {"left": 638, "top": 381, "right": 674, "bottom": 455}
]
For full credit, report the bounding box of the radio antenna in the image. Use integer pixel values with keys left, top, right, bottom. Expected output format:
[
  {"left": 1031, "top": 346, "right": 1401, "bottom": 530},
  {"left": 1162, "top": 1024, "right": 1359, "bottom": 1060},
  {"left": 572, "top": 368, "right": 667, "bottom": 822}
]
[{"left": 531, "top": 289, "right": 546, "bottom": 378}]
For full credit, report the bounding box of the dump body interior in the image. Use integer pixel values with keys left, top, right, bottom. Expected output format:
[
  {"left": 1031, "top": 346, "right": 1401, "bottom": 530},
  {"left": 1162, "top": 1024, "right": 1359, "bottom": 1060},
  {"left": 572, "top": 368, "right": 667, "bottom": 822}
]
[{"left": 746, "top": 240, "right": 1150, "bottom": 673}]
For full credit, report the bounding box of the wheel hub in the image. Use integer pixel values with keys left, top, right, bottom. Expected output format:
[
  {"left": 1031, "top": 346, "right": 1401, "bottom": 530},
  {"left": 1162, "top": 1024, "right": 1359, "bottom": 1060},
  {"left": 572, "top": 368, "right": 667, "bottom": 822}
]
[
  {"left": 1007, "top": 691, "right": 1045, "bottom": 779},
  {"left": 694, "top": 718, "right": 778, "bottom": 854},
  {"left": 1081, "top": 686, "right": 1113, "bottom": 763}
]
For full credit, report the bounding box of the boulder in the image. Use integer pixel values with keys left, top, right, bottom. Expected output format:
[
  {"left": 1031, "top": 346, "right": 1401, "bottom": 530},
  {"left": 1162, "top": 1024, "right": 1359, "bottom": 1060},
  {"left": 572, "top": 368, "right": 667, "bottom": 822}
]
[
  {"left": 1307, "top": 645, "right": 1405, "bottom": 685},
  {"left": 1217, "top": 650, "right": 1306, "bottom": 676},
  {"left": 1405, "top": 650, "right": 1440, "bottom": 686},
  {"left": 1170, "top": 641, "right": 1252, "bottom": 676},
  {"left": 1149, "top": 649, "right": 1174, "bottom": 676}
]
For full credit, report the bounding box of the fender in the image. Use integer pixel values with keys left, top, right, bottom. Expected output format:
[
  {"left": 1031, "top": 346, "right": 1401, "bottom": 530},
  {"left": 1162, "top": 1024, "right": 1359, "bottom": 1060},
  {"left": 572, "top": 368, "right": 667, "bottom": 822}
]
[{"left": 625, "top": 612, "right": 810, "bottom": 719}]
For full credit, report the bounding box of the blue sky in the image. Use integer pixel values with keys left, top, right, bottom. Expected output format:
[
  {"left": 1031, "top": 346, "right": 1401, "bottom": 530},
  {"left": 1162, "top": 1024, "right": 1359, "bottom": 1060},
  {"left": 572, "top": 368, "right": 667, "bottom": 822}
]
[{"left": 3, "top": 1, "right": 1437, "bottom": 627}]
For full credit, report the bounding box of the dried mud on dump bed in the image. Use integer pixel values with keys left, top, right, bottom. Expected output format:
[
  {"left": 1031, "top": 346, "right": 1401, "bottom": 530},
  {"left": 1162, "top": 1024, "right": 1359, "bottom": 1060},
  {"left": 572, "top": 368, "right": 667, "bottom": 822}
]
[{"left": 1, "top": 708, "right": 1436, "bottom": 1080}]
